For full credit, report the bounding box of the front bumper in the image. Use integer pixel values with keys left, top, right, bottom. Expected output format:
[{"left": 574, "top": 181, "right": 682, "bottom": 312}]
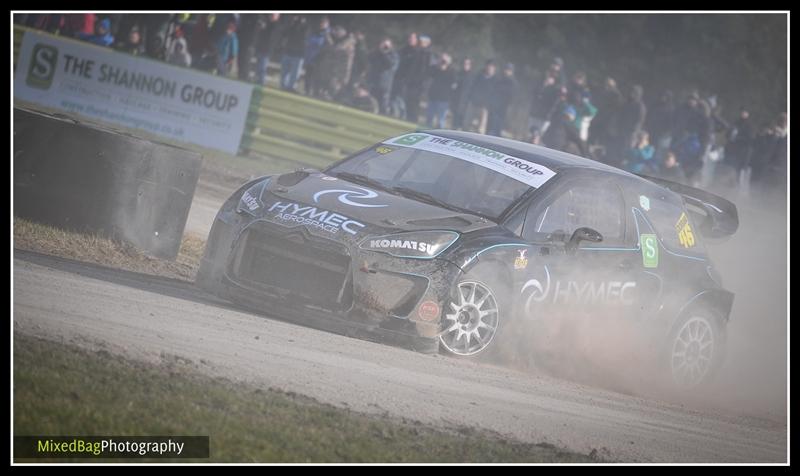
[{"left": 197, "top": 212, "right": 462, "bottom": 352}]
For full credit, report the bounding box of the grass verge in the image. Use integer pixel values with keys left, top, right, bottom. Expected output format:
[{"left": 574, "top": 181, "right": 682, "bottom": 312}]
[
  {"left": 13, "top": 333, "right": 598, "bottom": 463},
  {"left": 13, "top": 218, "right": 205, "bottom": 281}
]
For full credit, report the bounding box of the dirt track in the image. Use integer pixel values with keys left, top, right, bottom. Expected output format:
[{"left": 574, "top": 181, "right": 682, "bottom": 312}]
[{"left": 12, "top": 249, "right": 786, "bottom": 463}]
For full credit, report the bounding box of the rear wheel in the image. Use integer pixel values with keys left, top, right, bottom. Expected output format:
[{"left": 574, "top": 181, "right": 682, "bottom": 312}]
[
  {"left": 439, "top": 280, "right": 501, "bottom": 356},
  {"left": 667, "top": 310, "right": 727, "bottom": 389}
]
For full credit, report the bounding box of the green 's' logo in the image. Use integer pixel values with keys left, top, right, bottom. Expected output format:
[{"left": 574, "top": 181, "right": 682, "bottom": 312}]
[
  {"left": 26, "top": 43, "right": 58, "bottom": 90},
  {"left": 640, "top": 234, "right": 659, "bottom": 268},
  {"left": 393, "top": 134, "right": 428, "bottom": 146}
]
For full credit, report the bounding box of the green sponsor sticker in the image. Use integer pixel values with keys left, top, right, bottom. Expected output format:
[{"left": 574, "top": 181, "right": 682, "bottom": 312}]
[
  {"left": 640, "top": 233, "right": 659, "bottom": 268},
  {"left": 392, "top": 133, "right": 429, "bottom": 146},
  {"left": 26, "top": 43, "right": 58, "bottom": 90}
]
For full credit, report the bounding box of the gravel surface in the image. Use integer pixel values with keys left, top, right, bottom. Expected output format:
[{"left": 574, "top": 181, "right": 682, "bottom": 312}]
[{"left": 13, "top": 250, "right": 787, "bottom": 463}]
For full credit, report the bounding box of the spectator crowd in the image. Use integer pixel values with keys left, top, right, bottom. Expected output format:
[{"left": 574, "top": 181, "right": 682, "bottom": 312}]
[{"left": 15, "top": 13, "right": 787, "bottom": 196}]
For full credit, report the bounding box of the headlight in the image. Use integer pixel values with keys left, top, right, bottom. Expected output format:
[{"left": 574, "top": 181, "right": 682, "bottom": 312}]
[
  {"left": 359, "top": 231, "right": 459, "bottom": 259},
  {"left": 236, "top": 179, "right": 269, "bottom": 215}
]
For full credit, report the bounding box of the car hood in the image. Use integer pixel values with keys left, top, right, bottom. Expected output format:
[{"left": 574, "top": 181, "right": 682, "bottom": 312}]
[{"left": 248, "top": 171, "right": 496, "bottom": 244}]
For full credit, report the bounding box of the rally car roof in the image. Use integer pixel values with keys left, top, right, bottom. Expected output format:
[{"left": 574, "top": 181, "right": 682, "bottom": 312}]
[{"left": 425, "top": 129, "right": 636, "bottom": 178}]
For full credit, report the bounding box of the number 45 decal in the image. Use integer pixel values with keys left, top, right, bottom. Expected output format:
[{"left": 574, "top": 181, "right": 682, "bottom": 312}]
[{"left": 675, "top": 212, "right": 696, "bottom": 248}]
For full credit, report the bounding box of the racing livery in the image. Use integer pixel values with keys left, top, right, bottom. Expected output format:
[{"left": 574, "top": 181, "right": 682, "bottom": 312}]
[{"left": 197, "top": 130, "right": 739, "bottom": 388}]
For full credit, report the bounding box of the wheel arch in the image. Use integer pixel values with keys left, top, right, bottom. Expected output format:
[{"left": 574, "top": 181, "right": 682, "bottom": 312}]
[
  {"left": 460, "top": 252, "right": 516, "bottom": 296},
  {"left": 671, "top": 288, "right": 734, "bottom": 331}
]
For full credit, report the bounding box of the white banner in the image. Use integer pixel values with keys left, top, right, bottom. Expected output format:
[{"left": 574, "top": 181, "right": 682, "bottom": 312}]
[
  {"left": 386, "top": 133, "right": 556, "bottom": 188},
  {"left": 14, "top": 30, "right": 253, "bottom": 154}
]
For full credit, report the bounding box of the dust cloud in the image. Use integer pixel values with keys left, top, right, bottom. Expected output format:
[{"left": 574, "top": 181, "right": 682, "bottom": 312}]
[
  {"left": 488, "top": 182, "right": 787, "bottom": 422},
  {"left": 700, "top": 185, "right": 787, "bottom": 421}
]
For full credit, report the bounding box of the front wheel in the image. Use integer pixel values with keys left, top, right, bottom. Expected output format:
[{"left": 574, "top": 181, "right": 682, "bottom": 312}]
[
  {"left": 439, "top": 280, "right": 501, "bottom": 356},
  {"left": 666, "top": 310, "right": 727, "bottom": 389}
]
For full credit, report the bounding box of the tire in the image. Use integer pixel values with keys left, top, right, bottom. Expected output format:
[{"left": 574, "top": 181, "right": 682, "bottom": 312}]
[
  {"left": 664, "top": 307, "right": 727, "bottom": 389},
  {"left": 438, "top": 276, "right": 507, "bottom": 357}
]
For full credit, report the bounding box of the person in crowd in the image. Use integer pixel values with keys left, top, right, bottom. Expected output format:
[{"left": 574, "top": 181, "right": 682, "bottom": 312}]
[
  {"left": 167, "top": 33, "right": 192, "bottom": 67},
  {"left": 671, "top": 95, "right": 708, "bottom": 184},
  {"left": 348, "top": 30, "right": 370, "bottom": 88},
  {"left": 235, "top": 14, "right": 259, "bottom": 82},
  {"left": 345, "top": 82, "right": 380, "bottom": 114},
  {"left": 463, "top": 60, "right": 497, "bottom": 134},
  {"left": 23, "top": 14, "right": 65, "bottom": 34},
  {"left": 569, "top": 70, "right": 591, "bottom": 102},
  {"left": 390, "top": 32, "right": 419, "bottom": 119},
  {"left": 163, "top": 21, "right": 185, "bottom": 58},
  {"left": 486, "top": 62, "right": 517, "bottom": 137},
  {"left": 303, "top": 16, "right": 333, "bottom": 98},
  {"left": 673, "top": 135, "right": 704, "bottom": 185},
  {"left": 690, "top": 98, "right": 719, "bottom": 188},
  {"left": 366, "top": 37, "right": 400, "bottom": 115},
  {"left": 589, "top": 76, "right": 625, "bottom": 165},
  {"left": 61, "top": 13, "right": 96, "bottom": 38},
  {"left": 403, "top": 34, "right": 434, "bottom": 123},
  {"left": 210, "top": 13, "right": 238, "bottom": 44},
  {"left": 622, "top": 130, "right": 657, "bottom": 174},
  {"left": 113, "top": 14, "right": 146, "bottom": 45},
  {"left": 317, "top": 25, "right": 356, "bottom": 100},
  {"left": 253, "top": 14, "right": 285, "bottom": 86},
  {"left": 568, "top": 71, "right": 594, "bottom": 143},
  {"left": 571, "top": 87, "right": 597, "bottom": 145},
  {"left": 647, "top": 89, "right": 677, "bottom": 163},
  {"left": 770, "top": 112, "right": 788, "bottom": 195},
  {"left": 325, "top": 77, "right": 346, "bottom": 103},
  {"left": 215, "top": 19, "right": 239, "bottom": 77},
  {"left": 752, "top": 113, "right": 787, "bottom": 195},
  {"left": 187, "top": 14, "right": 216, "bottom": 72},
  {"left": 450, "top": 57, "right": 475, "bottom": 130},
  {"left": 78, "top": 17, "right": 114, "bottom": 47},
  {"left": 618, "top": 84, "right": 648, "bottom": 154},
  {"left": 750, "top": 123, "right": 778, "bottom": 190},
  {"left": 141, "top": 14, "right": 173, "bottom": 61},
  {"left": 426, "top": 53, "right": 457, "bottom": 128},
  {"left": 279, "top": 15, "right": 308, "bottom": 92},
  {"left": 708, "top": 95, "right": 731, "bottom": 136},
  {"left": 726, "top": 108, "right": 755, "bottom": 196},
  {"left": 114, "top": 25, "right": 145, "bottom": 56},
  {"left": 528, "top": 57, "right": 565, "bottom": 136},
  {"left": 673, "top": 90, "right": 698, "bottom": 138},
  {"left": 658, "top": 150, "right": 688, "bottom": 184},
  {"left": 543, "top": 90, "right": 584, "bottom": 156}
]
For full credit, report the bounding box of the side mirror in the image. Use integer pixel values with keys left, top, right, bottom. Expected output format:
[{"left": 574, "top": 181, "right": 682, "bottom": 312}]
[{"left": 565, "top": 227, "right": 603, "bottom": 253}]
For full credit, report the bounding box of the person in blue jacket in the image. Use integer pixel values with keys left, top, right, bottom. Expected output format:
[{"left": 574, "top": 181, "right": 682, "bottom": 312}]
[
  {"left": 624, "top": 130, "right": 657, "bottom": 174},
  {"left": 216, "top": 19, "right": 239, "bottom": 77},
  {"left": 78, "top": 17, "right": 114, "bottom": 47}
]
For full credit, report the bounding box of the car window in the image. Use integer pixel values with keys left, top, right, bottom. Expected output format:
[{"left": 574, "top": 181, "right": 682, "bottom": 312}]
[
  {"left": 525, "top": 180, "right": 625, "bottom": 245},
  {"left": 644, "top": 192, "right": 704, "bottom": 253}
]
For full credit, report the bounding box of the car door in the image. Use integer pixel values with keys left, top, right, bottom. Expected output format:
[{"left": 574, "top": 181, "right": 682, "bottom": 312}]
[{"left": 517, "top": 174, "right": 641, "bottom": 321}]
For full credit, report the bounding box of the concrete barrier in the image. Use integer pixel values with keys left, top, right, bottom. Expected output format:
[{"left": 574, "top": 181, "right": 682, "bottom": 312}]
[{"left": 14, "top": 106, "right": 202, "bottom": 259}]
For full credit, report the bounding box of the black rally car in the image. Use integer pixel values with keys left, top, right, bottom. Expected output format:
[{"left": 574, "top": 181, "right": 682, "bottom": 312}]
[{"left": 196, "top": 130, "right": 738, "bottom": 387}]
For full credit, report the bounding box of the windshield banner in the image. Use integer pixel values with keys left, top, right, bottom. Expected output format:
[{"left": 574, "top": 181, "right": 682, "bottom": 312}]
[{"left": 386, "top": 133, "right": 556, "bottom": 188}]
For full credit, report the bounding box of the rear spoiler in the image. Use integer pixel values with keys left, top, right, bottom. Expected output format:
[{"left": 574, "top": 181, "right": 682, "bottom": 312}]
[{"left": 637, "top": 175, "right": 739, "bottom": 239}]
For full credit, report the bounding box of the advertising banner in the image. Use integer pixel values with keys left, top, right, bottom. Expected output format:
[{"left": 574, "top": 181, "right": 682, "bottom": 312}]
[{"left": 14, "top": 30, "right": 253, "bottom": 154}]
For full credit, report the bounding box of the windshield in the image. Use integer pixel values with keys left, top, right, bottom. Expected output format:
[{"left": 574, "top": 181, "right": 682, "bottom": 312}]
[{"left": 326, "top": 136, "right": 553, "bottom": 219}]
